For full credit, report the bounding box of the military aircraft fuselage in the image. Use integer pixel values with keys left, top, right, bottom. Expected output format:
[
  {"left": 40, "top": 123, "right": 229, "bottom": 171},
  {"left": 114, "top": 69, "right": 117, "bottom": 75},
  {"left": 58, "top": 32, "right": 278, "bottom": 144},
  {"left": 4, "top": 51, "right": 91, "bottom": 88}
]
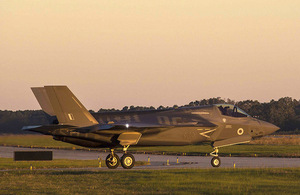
[
  {"left": 26, "top": 86, "right": 279, "bottom": 169},
  {"left": 52, "top": 104, "right": 278, "bottom": 148}
]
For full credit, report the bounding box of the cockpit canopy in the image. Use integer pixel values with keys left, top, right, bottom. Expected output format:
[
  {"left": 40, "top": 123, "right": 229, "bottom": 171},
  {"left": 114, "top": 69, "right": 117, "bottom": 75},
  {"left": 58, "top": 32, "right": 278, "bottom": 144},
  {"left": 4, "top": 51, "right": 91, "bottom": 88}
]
[{"left": 215, "top": 104, "right": 250, "bottom": 118}]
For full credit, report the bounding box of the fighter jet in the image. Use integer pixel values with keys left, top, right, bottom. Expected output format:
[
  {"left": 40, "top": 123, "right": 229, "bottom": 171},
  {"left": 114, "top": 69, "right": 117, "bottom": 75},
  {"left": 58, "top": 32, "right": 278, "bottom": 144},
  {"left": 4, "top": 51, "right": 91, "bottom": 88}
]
[{"left": 23, "top": 86, "right": 279, "bottom": 169}]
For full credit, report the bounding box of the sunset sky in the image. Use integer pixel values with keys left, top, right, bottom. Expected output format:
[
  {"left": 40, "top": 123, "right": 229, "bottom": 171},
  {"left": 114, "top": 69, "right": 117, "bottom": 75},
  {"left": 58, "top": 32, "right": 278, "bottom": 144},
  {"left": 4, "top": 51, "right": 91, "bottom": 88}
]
[{"left": 1, "top": 1, "right": 299, "bottom": 111}]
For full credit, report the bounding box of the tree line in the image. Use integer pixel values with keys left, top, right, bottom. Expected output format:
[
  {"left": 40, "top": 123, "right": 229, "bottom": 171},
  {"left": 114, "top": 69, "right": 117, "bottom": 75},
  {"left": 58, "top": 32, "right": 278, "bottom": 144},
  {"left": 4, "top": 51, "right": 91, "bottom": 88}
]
[{"left": 0, "top": 97, "right": 299, "bottom": 134}]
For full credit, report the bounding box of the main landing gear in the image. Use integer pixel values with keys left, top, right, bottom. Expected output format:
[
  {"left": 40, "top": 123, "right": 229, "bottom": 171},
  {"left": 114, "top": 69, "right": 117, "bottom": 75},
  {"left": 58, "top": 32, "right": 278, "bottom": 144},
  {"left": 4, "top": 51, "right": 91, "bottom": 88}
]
[
  {"left": 210, "top": 147, "right": 221, "bottom": 167},
  {"left": 105, "top": 146, "right": 135, "bottom": 169},
  {"left": 105, "top": 149, "right": 120, "bottom": 169}
]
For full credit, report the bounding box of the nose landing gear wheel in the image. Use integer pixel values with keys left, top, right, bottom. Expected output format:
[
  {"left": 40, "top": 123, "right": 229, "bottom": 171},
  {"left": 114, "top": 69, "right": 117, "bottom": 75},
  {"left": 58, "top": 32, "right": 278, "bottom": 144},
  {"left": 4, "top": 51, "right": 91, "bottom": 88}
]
[
  {"left": 121, "top": 153, "right": 135, "bottom": 169},
  {"left": 211, "top": 156, "right": 221, "bottom": 167},
  {"left": 106, "top": 154, "right": 120, "bottom": 169}
]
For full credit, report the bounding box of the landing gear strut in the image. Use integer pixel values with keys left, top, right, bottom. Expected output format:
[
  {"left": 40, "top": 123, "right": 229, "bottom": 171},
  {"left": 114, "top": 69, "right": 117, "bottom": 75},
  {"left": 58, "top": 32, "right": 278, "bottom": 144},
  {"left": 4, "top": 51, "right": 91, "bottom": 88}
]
[
  {"left": 210, "top": 147, "right": 221, "bottom": 167},
  {"left": 105, "top": 149, "right": 120, "bottom": 169}
]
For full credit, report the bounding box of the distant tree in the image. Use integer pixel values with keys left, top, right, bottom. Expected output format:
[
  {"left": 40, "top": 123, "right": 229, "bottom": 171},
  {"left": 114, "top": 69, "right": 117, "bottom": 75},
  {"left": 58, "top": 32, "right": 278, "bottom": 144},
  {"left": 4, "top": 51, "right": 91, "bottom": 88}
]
[
  {"left": 98, "top": 108, "right": 107, "bottom": 112},
  {"left": 200, "top": 99, "right": 209, "bottom": 105},
  {"left": 157, "top": 105, "right": 165, "bottom": 110},
  {"left": 293, "top": 100, "right": 300, "bottom": 115},
  {"left": 226, "top": 98, "right": 235, "bottom": 105},
  {"left": 0, "top": 110, "right": 49, "bottom": 134},
  {"left": 97, "top": 108, "right": 119, "bottom": 113},
  {"left": 188, "top": 102, "right": 195, "bottom": 107},
  {"left": 268, "top": 97, "right": 296, "bottom": 127},
  {"left": 208, "top": 97, "right": 225, "bottom": 105},
  {"left": 122, "top": 106, "right": 129, "bottom": 111}
]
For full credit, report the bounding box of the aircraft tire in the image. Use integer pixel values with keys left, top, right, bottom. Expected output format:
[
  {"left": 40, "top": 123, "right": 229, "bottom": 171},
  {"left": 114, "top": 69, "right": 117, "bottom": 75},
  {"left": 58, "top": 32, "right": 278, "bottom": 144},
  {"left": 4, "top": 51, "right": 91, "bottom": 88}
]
[
  {"left": 121, "top": 153, "right": 135, "bottom": 169},
  {"left": 106, "top": 153, "right": 120, "bottom": 169},
  {"left": 211, "top": 156, "right": 221, "bottom": 167}
]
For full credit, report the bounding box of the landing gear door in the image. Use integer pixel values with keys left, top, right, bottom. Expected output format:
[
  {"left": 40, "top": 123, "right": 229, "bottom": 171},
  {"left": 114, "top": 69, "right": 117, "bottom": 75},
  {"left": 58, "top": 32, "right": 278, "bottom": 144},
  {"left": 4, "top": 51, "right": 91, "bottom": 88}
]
[{"left": 117, "top": 132, "right": 142, "bottom": 146}]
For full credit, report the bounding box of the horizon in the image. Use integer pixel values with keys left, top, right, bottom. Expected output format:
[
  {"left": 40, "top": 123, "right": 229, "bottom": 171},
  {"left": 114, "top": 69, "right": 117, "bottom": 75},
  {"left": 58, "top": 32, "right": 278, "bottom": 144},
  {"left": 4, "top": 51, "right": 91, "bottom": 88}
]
[
  {"left": 1, "top": 1, "right": 299, "bottom": 111},
  {"left": 1, "top": 96, "right": 298, "bottom": 112}
]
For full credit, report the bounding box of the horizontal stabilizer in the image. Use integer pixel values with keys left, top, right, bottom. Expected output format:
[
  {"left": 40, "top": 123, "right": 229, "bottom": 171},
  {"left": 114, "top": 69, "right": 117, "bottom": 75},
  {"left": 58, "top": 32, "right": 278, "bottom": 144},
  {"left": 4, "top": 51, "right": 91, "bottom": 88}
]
[
  {"left": 22, "top": 125, "right": 72, "bottom": 135},
  {"left": 213, "top": 135, "right": 252, "bottom": 148}
]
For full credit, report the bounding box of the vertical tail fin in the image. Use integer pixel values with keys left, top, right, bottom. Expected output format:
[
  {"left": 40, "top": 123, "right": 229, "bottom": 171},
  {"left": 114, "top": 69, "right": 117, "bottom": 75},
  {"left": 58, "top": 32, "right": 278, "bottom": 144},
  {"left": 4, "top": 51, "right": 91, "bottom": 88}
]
[
  {"left": 31, "top": 87, "right": 56, "bottom": 116},
  {"left": 32, "top": 86, "right": 98, "bottom": 127}
]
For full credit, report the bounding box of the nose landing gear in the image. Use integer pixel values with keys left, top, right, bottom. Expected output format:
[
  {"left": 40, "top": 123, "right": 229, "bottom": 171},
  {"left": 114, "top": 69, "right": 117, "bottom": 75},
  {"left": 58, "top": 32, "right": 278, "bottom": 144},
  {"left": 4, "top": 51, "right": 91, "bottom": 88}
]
[
  {"left": 210, "top": 147, "right": 221, "bottom": 167},
  {"left": 211, "top": 156, "right": 221, "bottom": 167}
]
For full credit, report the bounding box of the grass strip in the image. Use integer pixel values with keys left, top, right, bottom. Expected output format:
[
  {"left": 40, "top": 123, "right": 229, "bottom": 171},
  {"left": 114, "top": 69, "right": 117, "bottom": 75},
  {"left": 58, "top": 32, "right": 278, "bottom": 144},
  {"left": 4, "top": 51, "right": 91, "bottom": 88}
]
[{"left": 0, "top": 168, "right": 299, "bottom": 194}]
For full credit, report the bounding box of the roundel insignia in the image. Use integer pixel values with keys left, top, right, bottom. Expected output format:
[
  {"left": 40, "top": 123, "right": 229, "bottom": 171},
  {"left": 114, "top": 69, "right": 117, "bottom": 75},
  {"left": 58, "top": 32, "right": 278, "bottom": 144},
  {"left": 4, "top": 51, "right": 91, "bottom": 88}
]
[{"left": 237, "top": 128, "right": 244, "bottom": 135}]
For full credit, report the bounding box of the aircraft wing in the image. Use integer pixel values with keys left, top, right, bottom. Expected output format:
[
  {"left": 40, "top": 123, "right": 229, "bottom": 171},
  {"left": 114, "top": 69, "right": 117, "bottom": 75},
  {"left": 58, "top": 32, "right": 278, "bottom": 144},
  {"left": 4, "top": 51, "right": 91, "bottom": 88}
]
[{"left": 77, "top": 120, "right": 217, "bottom": 134}]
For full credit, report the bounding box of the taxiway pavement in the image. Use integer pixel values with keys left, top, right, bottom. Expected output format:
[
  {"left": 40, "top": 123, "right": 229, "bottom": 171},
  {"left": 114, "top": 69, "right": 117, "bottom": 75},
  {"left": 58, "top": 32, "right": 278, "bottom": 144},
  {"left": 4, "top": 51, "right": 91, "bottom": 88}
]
[{"left": 1, "top": 146, "right": 299, "bottom": 169}]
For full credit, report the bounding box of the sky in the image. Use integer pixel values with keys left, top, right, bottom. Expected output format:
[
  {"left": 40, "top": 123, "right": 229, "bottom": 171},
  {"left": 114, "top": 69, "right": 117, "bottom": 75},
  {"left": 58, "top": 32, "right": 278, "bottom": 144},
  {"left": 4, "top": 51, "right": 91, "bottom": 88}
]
[{"left": 0, "top": 0, "right": 300, "bottom": 111}]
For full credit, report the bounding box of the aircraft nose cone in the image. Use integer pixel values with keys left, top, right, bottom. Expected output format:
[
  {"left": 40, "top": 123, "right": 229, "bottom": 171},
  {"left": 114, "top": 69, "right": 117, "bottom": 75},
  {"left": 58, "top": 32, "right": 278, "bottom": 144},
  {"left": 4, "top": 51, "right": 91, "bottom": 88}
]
[{"left": 260, "top": 121, "right": 280, "bottom": 135}]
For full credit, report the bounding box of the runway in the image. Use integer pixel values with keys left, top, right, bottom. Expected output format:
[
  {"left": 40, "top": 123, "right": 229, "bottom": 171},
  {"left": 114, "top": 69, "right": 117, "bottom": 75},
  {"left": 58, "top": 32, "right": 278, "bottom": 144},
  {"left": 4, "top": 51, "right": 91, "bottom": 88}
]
[{"left": 1, "top": 146, "right": 299, "bottom": 170}]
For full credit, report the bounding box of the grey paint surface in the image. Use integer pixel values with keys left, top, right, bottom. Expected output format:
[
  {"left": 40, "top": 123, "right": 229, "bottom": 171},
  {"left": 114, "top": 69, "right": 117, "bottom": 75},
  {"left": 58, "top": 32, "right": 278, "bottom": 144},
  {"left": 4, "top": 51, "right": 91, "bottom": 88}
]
[{"left": 1, "top": 146, "right": 299, "bottom": 169}]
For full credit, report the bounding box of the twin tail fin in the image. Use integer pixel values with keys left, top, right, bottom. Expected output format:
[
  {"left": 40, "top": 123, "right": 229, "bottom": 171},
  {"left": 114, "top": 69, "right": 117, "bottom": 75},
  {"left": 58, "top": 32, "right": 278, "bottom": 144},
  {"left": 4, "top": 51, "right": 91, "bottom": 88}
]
[{"left": 31, "top": 86, "right": 98, "bottom": 127}]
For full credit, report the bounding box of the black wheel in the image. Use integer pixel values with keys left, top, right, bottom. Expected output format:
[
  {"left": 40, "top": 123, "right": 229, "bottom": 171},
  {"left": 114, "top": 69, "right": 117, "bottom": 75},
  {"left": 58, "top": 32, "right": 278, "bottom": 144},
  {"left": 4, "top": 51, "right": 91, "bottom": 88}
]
[
  {"left": 121, "top": 153, "right": 135, "bottom": 169},
  {"left": 106, "top": 153, "right": 120, "bottom": 169},
  {"left": 211, "top": 156, "right": 221, "bottom": 167}
]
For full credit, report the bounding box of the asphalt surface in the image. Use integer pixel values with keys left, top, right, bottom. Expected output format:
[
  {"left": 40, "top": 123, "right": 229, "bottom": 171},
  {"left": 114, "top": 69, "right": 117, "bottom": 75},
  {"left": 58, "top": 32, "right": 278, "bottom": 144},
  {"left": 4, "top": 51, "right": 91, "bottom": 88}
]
[{"left": 1, "top": 146, "right": 300, "bottom": 170}]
